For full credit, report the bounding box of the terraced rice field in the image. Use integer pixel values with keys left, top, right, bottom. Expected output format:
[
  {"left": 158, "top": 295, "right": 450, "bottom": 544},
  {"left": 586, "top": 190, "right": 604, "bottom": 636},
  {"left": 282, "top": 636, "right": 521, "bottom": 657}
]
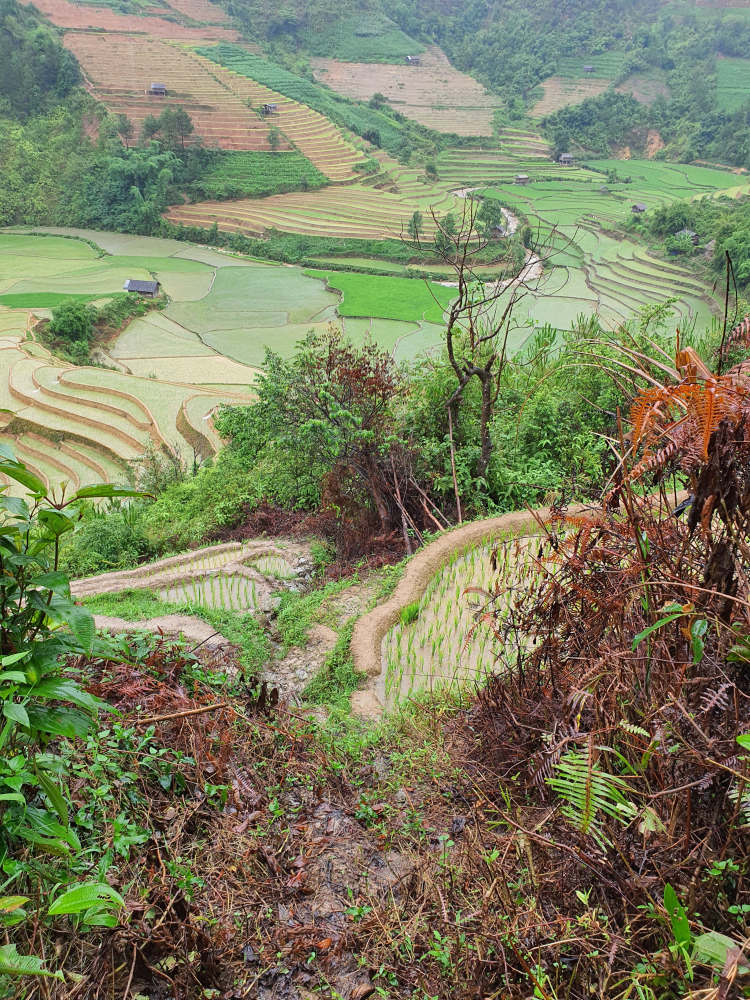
[
  {"left": 310, "top": 46, "right": 503, "bottom": 136},
  {"left": 0, "top": 229, "right": 272, "bottom": 490},
  {"left": 380, "top": 536, "right": 549, "bottom": 707},
  {"left": 0, "top": 342, "right": 253, "bottom": 495},
  {"left": 154, "top": 0, "right": 230, "bottom": 23},
  {"left": 65, "top": 35, "right": 279, "bottom": 152},
  {"left": 18, "top": 0, "right": 239, "bottom": 38},
  {"left": 307, "top": 271, "right": 453, "bottom": 324},
  {"left": 163, "top": 264, "right": 340, "bottom": 366},
  {"left": 188, "top": 52, "right": 366, "bottom": 181},
  {"left": 557, "top": 54, "right": 628, "bottom": 79},
  {"left": 72, "top": 539, "right": 304, "bottom": 615},
  {"left": 479, "top": 166, "right": 729, "bottom": 330},
  {"left": 532, "top": 76, "right": 611, "bottom": 116},
  {"left": 614, "top": 74, "right": 671, "bottom": 107},
  {"left": 165, "top": 176, "right": 463, "bottom": 238},
  {"left": 165, "top": 145, "right": 561, "bottom": 238},
  {"left": 165, "top": 143, "right": 605, "bottom": 240}
]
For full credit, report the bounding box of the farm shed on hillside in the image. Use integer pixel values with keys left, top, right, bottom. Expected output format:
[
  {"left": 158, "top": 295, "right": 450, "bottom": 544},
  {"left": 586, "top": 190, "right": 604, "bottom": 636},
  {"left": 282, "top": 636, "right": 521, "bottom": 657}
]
[
  {"left": 405, "top": 55, "right": 421, "bottom": 65},
  {"left": 490, "top": 224, "right": 506, "bottom": 239},
  {"left": 583, "top": 65, "right": 594, "bottom": 73},
  {"left": 515, "top": 174, "right": 530, "bottom": 184},
  {"left": 150, "top": 83, "right": 166, "bottom": 96},
  {"left": 262, "top": 103, "right": 278, "bottom": 115},
  {"left": 124, "top": 279, "right": 160, "bottom": 297},
  {"left": 559, "top": 152, "right": 574, "bottom": 165},
  {"left": 632, "top": 203, "right": 647, "bottom": 214},
  {"left": 675, "top": 228, "right": 699, "bottom": 245}
]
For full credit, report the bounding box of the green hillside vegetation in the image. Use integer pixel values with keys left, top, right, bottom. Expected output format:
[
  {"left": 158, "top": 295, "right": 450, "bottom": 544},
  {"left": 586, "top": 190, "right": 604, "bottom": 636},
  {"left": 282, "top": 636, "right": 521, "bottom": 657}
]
[
  {"left": 0, "top": 0, "right": 80, "bottom": 118},
  {"left": 303, "top": 12, "right": 423, "bottom": 61},
  {"left": 226, "top": 0, "right": 750, "bottom": 167},
  {"left": 190, "top": 150, "right": 328, "bottom": 199}
]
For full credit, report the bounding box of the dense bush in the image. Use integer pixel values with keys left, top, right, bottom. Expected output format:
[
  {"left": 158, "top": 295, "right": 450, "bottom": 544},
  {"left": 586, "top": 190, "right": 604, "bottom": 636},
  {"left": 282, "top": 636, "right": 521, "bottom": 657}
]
[
  {"left": 0, "top": 0, "right": 80, "bottom": 119},
  {"left": 60, "top": 505, "right": 156, "bottom": 577},
  {"left": 48, "top": 300, "right": 94, "bottom": 343}
]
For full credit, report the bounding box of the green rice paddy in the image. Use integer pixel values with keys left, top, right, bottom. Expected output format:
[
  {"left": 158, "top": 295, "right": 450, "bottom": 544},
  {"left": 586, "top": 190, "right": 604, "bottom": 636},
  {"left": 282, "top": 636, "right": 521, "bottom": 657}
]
[
  {"left": 0, "top": 292, "right": 101, "bottom": 308},
  {"left": 305, "top": 270, "right": 454, "bottom": 323}
]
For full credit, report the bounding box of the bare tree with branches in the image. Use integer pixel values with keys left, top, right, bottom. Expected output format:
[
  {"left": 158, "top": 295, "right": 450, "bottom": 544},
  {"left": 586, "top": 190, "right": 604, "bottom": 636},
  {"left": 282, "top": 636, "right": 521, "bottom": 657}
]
[{"left": 403, "top": 195, "right": 574, "bottom": 505}]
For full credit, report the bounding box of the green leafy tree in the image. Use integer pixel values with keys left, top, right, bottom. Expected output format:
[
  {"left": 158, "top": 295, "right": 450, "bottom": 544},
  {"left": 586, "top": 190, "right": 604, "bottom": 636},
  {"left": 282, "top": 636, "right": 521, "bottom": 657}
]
[
  {"left": 268, "top": 125, "right": 281, "bottom": 153},
  {"left": 47, "top": 301, "right": 94, "bottom": 343},
  {"left": 408, "top": 210, "right": 423, "bottom": 240},
  {"left": 0, "top": 445, "right": 141, "bottom": 976},
  {"left": 216, "top": 329, "right": 403, "bottom": 532},
  {"left": 170, "top": 106, "right": 194, "bottom": 151},
  {"left": 476, "top": 197, "right": 505, "bottom": 237},
  {"left": 140, "top": 114, "right": 161, "bottom": 143},
  {"left": 114, "top": 113, "right": 133, "bottom": 149}
]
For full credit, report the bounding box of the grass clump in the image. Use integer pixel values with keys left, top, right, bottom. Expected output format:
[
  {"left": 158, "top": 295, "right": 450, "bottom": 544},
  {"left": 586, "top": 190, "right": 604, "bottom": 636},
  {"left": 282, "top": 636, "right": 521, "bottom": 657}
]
[
  {"left": 276, "top": 578, "right": 352, "bottom": 649},
  {"left": 400, "top": 600, "right": 420, "bottom": 626}
]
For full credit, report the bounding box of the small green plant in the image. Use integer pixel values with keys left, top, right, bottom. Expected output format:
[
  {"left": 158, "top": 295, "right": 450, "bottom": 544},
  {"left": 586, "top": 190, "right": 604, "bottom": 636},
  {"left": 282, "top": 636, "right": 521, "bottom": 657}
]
[
  {"left": 165, "top": 857, "right": 206, "bottom": 901},
  {"left": 664, "top": 883, "right": 692, "bottom": 979},
  {"left": 422, "top": 930, "right": 453, "bottom": 972},
  {"left": 400, "top": 601, "right": 420, "bottom": 627},
  {"left": 48, "top": 881, "right": 125, "bottom": 930},
  {"left": 547, "top": 741, "right": 637, "bottom": 846}
]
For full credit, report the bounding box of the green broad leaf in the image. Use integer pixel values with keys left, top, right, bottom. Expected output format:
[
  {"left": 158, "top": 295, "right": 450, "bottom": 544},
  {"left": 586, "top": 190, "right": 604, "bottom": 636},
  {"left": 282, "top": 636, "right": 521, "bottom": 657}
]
[
  {"left": 0, "top": 943, "right": 63, "bottom": 979},
  {"left": 693, "top": 931, "right": 750, "bottom": 973},
  {"left": 0, "top": 909, "right": 27, "bottom": 927},
  {"left": 0, "top": 793, "right": 26, "bottom": 807},
  {"left": 632, "top": 613, "right": 684, "bottom": 651},
  {"left": 3, "top": 702, "right": 29, "bottom": 728},
  {"left": 14, "top": 829, "right": 70, "bottom": 856},
  {"left": 1, "top": 652, "right": 29, "bottom": 667},
  {"left": 0, "top": 496, "right": 30, "bottom": 519},
  {"left": 37, "top": 510, "right": 75, "bottom": 538},
  {"left": 35, "top": 769, "right": 68, "bottom": 828},
  {"left": 30, "top": 679, "right": 98, "bottom": 714},
  {"left": 26, "top": 594, "right": 95, "bottom": 652},
  {"left": 25, "top": 808, "right": 80, "bottom": 851},
  {"left": 0, "top": 897, "right": 29, "bottom": 913},
  {"left": 0, "top": 672, "right": 29, "bottom": 686},
  {"left": 0, "top": 463, "right": 47, "bottom": 497},
  {"left": 73, "top": 485, "right": 148, "bottom": 500},
  {"left": 30, "top": 571, "right": 70, "bottom": 597},
  {"left": 728, "top": 644, "right": 750, "bottom": 664},
  {"left": 48, "top": 882, "right": 125, "bottom": 916},
  {"left": 0, "top": 444, "right": 17, "bottom": 464},
  {"left": 737, "top": 734, "right": 750, "bottom": 750},
  {"left": 82, "top": 910, "right": 118, "bottom": 928},
  {"left": 664, "top": 883, "right": 691, "bottom": 949},
  {"left": 26, "top": 705, "right": 94, "bottom": 739},
  {"left": 691, "top": 619, "right": 708, "bottom": 665}
]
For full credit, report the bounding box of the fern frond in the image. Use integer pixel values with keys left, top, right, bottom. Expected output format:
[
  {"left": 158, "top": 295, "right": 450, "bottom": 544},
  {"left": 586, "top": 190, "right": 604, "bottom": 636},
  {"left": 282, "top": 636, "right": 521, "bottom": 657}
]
[
  {"left": 547, "top": 743, "right": 636, "bottom": 846},
  {"left": 618, "top": 721, "right": 651, "bottom": 739},
  {"left": 699, "top": 682, "right": 733, "bottom": 714}
]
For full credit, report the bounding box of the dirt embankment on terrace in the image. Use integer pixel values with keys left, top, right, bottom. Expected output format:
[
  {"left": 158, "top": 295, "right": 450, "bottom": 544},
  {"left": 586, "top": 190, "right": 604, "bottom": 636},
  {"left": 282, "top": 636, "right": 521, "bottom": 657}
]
[
  {"left": 353, "top": 492, "right": 688, "bottom": 710},
  {"left": 350, "top": 507, "right": 552, "bottom": 682}
]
